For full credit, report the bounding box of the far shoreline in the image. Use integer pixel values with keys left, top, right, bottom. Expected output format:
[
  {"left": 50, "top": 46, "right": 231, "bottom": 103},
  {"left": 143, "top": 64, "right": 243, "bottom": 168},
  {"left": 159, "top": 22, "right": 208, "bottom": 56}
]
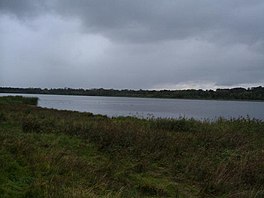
[{"left": 1, "top": 91, "right": 264, "bottom": 103}]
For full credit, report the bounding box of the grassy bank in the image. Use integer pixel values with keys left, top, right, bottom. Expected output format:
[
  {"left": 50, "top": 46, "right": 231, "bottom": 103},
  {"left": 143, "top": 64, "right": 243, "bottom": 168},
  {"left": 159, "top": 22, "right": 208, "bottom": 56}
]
[{"left": 0, "top": 96, "right": 263, "bottom": 197}]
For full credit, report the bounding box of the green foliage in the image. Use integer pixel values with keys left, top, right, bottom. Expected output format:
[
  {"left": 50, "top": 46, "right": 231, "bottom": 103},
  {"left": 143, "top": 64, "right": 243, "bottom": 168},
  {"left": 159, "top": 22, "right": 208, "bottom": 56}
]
[
  {"left": 0, "top": 96, "right": 264, "bottom": 197},
  {"left": 1, "top": 86, "right": 264, "bottom": 100}
]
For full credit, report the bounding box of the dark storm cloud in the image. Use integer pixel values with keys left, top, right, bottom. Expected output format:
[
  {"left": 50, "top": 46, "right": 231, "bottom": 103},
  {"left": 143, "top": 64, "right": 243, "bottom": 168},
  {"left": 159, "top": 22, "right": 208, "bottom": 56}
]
[
  {"left": 0, "top": 0, "right": 263, "bottom": 89},
  {"left": 56, "top": 0, "right": 264, "bottom": 46},
  {"left": 0, "top": 0, "right": 49, "bottom": 17},
  {"left": 2, "top": 0, "right": 264, "bottom": 44}
]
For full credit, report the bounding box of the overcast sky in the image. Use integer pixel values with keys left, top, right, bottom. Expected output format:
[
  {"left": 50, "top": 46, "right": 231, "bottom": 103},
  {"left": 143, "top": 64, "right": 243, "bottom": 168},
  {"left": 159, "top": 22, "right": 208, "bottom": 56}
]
[{"left": 0, "top": 0, "right": 264, "bottom": 90}]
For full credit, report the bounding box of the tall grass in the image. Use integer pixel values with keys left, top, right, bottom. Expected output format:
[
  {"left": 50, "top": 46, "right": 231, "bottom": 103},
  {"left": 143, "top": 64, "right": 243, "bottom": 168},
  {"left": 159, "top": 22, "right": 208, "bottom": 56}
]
[
  {"left": 0, "top": 96, "right": 264, "bottom": 197},
  {"left": 0, "top": 96, "right": 38, "bottom": 105}
]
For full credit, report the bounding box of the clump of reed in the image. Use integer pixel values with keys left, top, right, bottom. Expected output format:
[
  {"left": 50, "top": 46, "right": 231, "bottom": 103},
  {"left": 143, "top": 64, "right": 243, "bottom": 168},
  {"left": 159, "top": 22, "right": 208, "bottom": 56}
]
[{"left": 0, "top": 96, "right": 38, "bottom": 105}]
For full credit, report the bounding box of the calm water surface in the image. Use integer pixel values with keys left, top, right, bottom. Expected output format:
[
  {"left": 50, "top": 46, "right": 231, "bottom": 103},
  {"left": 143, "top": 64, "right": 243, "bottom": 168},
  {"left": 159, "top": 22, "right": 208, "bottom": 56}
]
[{"left": 1, "top": 93, "right": 264, "bottom": 120}]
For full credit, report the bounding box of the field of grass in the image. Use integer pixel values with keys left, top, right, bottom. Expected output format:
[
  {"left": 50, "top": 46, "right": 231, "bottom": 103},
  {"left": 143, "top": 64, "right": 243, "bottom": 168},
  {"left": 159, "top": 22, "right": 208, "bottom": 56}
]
[{"left": 0, "top": 96, "right": 264, "bottom": 197}]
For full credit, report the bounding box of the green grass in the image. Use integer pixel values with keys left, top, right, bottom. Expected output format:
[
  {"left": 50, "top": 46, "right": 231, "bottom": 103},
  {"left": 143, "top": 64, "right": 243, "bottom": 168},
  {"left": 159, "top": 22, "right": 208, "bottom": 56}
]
[
  {"left": 0, "top": 96, "right": 264, "bottom": 197},
  {"left": 0, "top": 96, "right": 38, "bottom": 105}
]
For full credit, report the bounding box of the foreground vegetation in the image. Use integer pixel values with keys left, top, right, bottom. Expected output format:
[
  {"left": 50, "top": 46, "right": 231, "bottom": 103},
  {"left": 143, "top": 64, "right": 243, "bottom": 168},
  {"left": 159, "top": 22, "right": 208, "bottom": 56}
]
[
  {"left": 1, "top": 86, "right": 264, "bottom": 101},
  {"left": 0, "top": 96, "right": 264, "bottom": 197}
]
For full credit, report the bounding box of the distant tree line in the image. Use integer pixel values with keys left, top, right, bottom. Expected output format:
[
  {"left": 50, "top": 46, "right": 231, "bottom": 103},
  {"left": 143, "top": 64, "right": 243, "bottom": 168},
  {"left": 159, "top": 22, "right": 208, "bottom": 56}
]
[{"left": 0, "top": 86, "right": 264, "bottom": 101}]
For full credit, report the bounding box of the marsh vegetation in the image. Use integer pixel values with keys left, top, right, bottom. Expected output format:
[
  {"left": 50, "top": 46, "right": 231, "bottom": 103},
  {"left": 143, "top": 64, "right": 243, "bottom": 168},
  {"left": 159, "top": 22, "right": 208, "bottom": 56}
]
[{"left": 0, "top": 96, "right": 263, "bottom": 197}]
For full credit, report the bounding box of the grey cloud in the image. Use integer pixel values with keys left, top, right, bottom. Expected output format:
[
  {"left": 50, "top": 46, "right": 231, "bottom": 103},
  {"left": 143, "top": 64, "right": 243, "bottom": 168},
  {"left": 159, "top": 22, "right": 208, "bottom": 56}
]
[
  {"left": 88, "top": 40, "right": 264, "bottom": 88},
  {"left": 53, "top": 0, "right": 264, "bottom": 42},
  {"left": 53, "top": 0, "right": 264, "bottom": 44},
  {"left": 0, "top": 0, "right": 49, "bottom": 17},
  {"left": 1, "top": 0, "right": 264, "bottom": 44},
  {"left": 0, "top": 0, "right": 264, "bottom": 89}
]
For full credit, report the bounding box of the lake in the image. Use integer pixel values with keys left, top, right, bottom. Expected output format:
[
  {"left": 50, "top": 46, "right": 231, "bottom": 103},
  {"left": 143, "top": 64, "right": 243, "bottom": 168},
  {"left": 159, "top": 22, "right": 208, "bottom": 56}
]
[{"left": 1, "top": 93, "right": 264, "bottom": 120}]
